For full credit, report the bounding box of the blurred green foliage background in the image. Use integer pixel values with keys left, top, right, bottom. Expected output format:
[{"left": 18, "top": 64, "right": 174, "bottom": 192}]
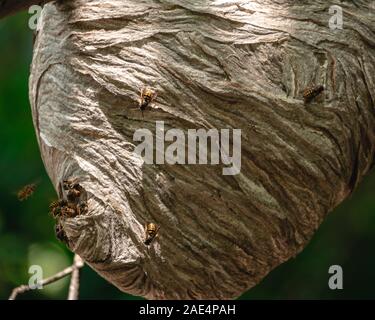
[{"left": 0, "top": 12, "right": 374, "bottom": 300}]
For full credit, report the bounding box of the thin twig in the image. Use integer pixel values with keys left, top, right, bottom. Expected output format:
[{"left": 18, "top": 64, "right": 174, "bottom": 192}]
[
  {"left": 67, "top": 254, "right": 84, "bottom": 300},
  {"left": 9, "top": 254, "right": 85, "bottom": 300}
]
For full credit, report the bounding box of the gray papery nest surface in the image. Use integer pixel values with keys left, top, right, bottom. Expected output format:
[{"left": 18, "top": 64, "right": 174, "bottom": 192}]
[{"left": 29, "top": 0, "right": 375, "bottom": 299}]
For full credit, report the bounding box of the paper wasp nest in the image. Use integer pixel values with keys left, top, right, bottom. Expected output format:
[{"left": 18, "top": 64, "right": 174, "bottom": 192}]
[{"left": 30, "top": 1, "right": 375, "bottom": 299}]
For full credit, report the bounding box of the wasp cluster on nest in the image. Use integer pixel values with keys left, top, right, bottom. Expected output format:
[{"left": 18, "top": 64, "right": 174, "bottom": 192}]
[{"left": 49, "top": 179, "right": 88, "bottom": 244}]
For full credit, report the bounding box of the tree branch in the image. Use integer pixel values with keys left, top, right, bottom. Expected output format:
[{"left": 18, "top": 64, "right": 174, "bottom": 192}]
[
  {"left": 67, "top": 255, "right": 84, "bottom": 300},
  {"left": 0, "top": 0, "right": 50, "bottom": 19},
  {"left": 9, "top": 254, "right": 84, "bottom": 300}
]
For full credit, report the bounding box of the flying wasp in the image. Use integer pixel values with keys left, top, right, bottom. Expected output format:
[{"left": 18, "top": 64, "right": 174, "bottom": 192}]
[
  {"left": 17, "top": 182, "right": 38, "bottom": 201},
  {"left": 144, "top": 223, "right": 160, "bottom": 246},
  {"left": 139, "top": 87, "right": 157, "bottom": 116},
  {"left": 303, "top": 85, "right": 325, "bottom": 104}
]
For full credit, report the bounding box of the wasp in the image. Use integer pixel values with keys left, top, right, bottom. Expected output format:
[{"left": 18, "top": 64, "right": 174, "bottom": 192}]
[
  {"left": 77, "top": 202, "right": 88, "bottom": 215},
  {"left": 139, "top": 87, "right": 157, "bottom": 115},
  {"left": 60, "top": 204, "right": 78, "bottom": 218},
  {"left": 303, "top": 85, "right": 325, "bottom": 104},
  {"left": 17, "top": 183, "right": 38, "bottom": 201},
  {"left": 62, "top": 179, "right": 80, "bottom": 191},
  {"left": 144, "top": 223, "right": 160, "bottom": 246},
  {"left": 63, "top": 179, "right": 83, "bottom": 202},
  {"left": 55, "top": 223, "right": 69, "bottom": 243},
  {"left": 50, "top": 199, "right": 77, "bottom": 218},
  {"left": 49, "top": 199, "right": 68, "bottom": 218}
]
